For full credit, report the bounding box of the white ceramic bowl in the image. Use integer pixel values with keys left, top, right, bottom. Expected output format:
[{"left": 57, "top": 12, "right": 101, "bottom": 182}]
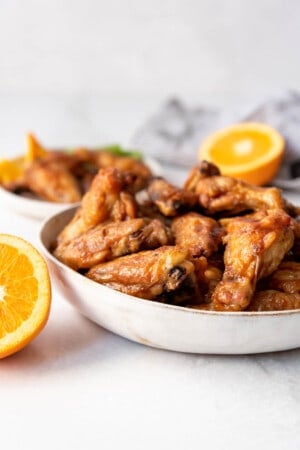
[
  {"left": 0, "top": 185, "right": 77, "bottom": 220},
  {"left": 0, "top": 157, "right": 163, "bottom": 221},
  {"left": 39, "top": 207, "right": 300, "bottom": 355}
]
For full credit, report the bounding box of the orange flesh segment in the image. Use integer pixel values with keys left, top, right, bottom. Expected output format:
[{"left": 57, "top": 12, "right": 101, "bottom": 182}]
[
  {"left": 0, "top": 159, "right": 24, "bottom": 184},
  {"left": 0, "top": 244, "right": 37, "bottom": 337},
  {"left": 198, "top": 122, "right": 285, "bottom": 186},
  {"left": 0, "top": 235, "right": 51, "bottom": 358},
  {"left": 0, "top": 133, "right": 47, "bottom": 186},
  {"left": 25, "top": 133, "right": 47, "bottom": 162},
  {"left": 209, "top": 131, "right": 272, "bottom": 166}
]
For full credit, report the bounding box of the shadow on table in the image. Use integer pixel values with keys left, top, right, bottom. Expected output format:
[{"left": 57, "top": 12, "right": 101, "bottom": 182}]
[{"left": 0, "top": 308, "right": 132, "bottom": 373}]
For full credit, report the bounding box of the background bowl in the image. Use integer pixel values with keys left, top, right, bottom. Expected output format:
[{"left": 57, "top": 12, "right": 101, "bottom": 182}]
[
  {"left": 39, "top": 207, "right": 300, "bottom": 354},
  {"left": 0, "top": 185, "right": 77, "bottom": 221},
  {"left": 0, "top": 156, "right": 163, "bottom": 221}
]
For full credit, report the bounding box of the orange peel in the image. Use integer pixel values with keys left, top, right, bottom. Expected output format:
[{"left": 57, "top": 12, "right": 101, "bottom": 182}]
[
  {"left": 0, "top": 234, "right": 51, "bottom": 358},
  {"left": 198, "top": 122, "right": 285, "bottom": 185}
]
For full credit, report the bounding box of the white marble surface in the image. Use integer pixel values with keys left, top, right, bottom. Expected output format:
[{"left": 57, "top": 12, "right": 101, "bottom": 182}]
[
  {"left": 0, "top": 95, "right": 299, "bottom": 450},
  {"left": 1, "top": 0, "right": 300, "bottom": 103}
]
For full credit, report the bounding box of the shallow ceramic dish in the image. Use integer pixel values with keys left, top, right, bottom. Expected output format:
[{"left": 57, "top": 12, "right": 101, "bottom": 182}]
[
  {"left": 39, "top": 207, "right": 300, "bottom": 355},
  {"left": 0, "top": 157, "right": 162, "bottom": 221}
]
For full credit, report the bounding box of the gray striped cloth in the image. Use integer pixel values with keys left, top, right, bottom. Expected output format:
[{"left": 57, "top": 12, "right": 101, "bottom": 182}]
[{"left": 131, "top": 90, "right": 300, "bottom": 190}]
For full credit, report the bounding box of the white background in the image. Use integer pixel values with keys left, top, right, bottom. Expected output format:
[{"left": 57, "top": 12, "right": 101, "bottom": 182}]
[
  {"left": 0, "top": 2, "right": 300, "bottom": 450},
  {"left": 1, "top": 0, "right": 300, "bottom": 152},
  {"left": 1, "top": 0, "right": 300, "bottom": 102}
]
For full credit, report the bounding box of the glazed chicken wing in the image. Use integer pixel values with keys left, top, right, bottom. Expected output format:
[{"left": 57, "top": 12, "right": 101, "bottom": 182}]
[
  {"left": 110, "top": 191, "right": 137, "bottom": 222},
  {"left": 87, "top": 246, "right": 196, "bottom": 300},
  {"left": 171, "top": 212, "right": 224, "bottom": 257},
  {"left": 184, "top": 161, "right": 285, "bottom": 215},
  {"left": 25, "top": 160, "right": 81, "bottom": 203},
  {"left": 54, "top": 218, "right": 172, "bottom": 270},
  {"left": 57, "top": 168, "right": 137, "bottom": 244},
  {"left": 147, "top": 177, "right": 198, "bottom": 216},
  {"left": 248, "top": 290, "right": 300, "bottom": 311},
  {"left": 190, "top": 255, "right": 223, "bottom": 304},
  {"left": 41, "top": 149, "right": 91, "bottom": 171},
  {"left": 92, "top": 151, "right": 152, "bottom": 192},
  {"left": 184, "top": 160, "right": 221, "bottom": 191},
  {"left": 212, "top": 209, "right": 294, "bottom": 311},
  {"left": 260, "top": 261, "right": 300, "bottom": 294}
]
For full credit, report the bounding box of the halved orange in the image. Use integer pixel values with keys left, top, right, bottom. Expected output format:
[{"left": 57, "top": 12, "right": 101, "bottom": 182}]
[
  {"left": 198, "top": 122, "right": 285, "bottom": 185},
  {"left": 25, "top": 133, "right": 47, "bottom": 162},
  {"left": 0, "top": 134, "right": 47, "bottom": 186},
  {"left": 0, "top": 234, "right": 51, "bottom": 358},
  {"left": 0, "top": 158, "right": 24, "bottom": 186}
]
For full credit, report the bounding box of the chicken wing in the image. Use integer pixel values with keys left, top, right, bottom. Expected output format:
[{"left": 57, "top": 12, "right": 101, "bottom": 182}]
[
  {"left": 184, "top": 160, "right": 221, "bottom": 191},
  {"left": 260, "top": 261, "right": 300, "bottom": 294},
  {"left": 212, "top": 209, "right": 294, "bottom": 311},
  {"left": 147, "top": 177, "right": 198, "bottom": 216},
  {"left": 110, "top": 192, "right": 138, "bottom": 222},
  {"left": 25, "top": 160, "right": 81, "bottom": 203},
  {"left": 87, "top": 246, "right": 195, "bottom": 300},
  {"left": 92, "top": 151, "right": 152, "bottom": 192},
  {"left": 248, "top": 290, "right": 300, "bottom": 311},
  {"left": 184, "top": 161, "right": 285, "bottom": 215},
  {"left": 54, "top": 218, "right": 172, "bottom": 270},
  {"left": 171, "top": 212, "right": 224, "bottom": 257},
  {"left": 183, "top": 255, "right": 223, "bottom": 308},
  {"left": 57, "top": 167, "right": 137, "bottom": 244},
  {"left": 41, "top": 149, "right": 90, "bottom": 171}
]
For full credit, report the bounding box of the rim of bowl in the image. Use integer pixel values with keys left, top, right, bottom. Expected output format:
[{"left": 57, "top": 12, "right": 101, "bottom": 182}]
[{"left": 0, "top": 184, "right": 76, "bottom": 208}]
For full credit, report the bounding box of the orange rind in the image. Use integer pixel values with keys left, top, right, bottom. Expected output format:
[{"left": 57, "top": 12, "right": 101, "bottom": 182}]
[
  {"left": 25, "top": 133, "right": 47, "bottom": 162},
  {"left": 198, "top": 122, "right": 285, "bottom": 185},
  {"left": 0, "top": 234, "right": 51, "bottom": 358}
]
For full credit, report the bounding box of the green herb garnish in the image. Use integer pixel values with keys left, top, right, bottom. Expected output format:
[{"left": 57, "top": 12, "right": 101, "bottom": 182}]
[
  {"left": 63, "top": 144, "right": 142, "bottom": 160},
  {"left": 103, "top": 145, "right": 142, "bottom": 160}
]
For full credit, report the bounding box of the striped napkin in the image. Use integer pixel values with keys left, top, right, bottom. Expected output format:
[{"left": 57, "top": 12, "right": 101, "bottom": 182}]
[{"left": 131, "top": 90, "right": 300, "bottom": 190}]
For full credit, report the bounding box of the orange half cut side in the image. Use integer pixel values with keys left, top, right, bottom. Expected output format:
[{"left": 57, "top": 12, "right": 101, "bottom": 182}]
[
  {"left": 0, "top": 234, "right": 51, "bottom": 358},
  {"left": 198, "top": 122, "right": 285, "bottom": 185}
]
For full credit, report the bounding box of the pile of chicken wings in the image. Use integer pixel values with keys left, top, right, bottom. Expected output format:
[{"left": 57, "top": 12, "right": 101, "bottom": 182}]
[
  {"left": 4, "top": 148, "right": 151, "bottom": 203},
  {"left": 53, "top": 160, "right": 300, "bottom": 312}
]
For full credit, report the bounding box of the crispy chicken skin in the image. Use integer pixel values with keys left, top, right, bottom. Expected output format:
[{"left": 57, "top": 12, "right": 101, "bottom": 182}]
[
  {"left": 136, "top": 200, "right": 172, "bottom": 226},
  {"left": 57, "top": 168, "right": 137, "bottom": 244},
  {"left": 41, "top": 149, "right": 91, "bottom": 171},
  {"left": 260, "top": 261, "right": 300, "bottom": 294},
  {"left": 91, "top": 151, "right": 152, "bottom": 192},
  {"left": 212, "top": 209, "right": 294, "bottom": 311},
  {"left": 248, "top": 290, "right": 300, "bottom": 311},
  {"left": 87, "top": 246, "right": 195, "bottom": 300},
  {"left": 190, "top": 256, "right": 223, "bottom": 305},
  {"left": 184, "top": 160, "right": 221, "bottom": 191},
  {"left": 43, "top": 148, "right": 152, "bottom": 190},
  {"left": 110, "top": 191, "right": 137, "bottom": 222},
  {"left": 5, "top": 145, "right": 153, "bottom": 201},
  {"left": 184, "top": 161, "right": 285, "bottom": 215},
  {"left": 147, "top": 177, "right": 198, "bottom": 216},
  {"left": 54, "top": 218, "right": 172, "bottom": 270},
  {"left": 51, "top": 156, "right": 300, "bottom": 311},
  {"left": 25, "top": 160, "right": 81, "bottom": 203},
  {"left": 171, "top": 212, "right": 224, "bottom": 257}
]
